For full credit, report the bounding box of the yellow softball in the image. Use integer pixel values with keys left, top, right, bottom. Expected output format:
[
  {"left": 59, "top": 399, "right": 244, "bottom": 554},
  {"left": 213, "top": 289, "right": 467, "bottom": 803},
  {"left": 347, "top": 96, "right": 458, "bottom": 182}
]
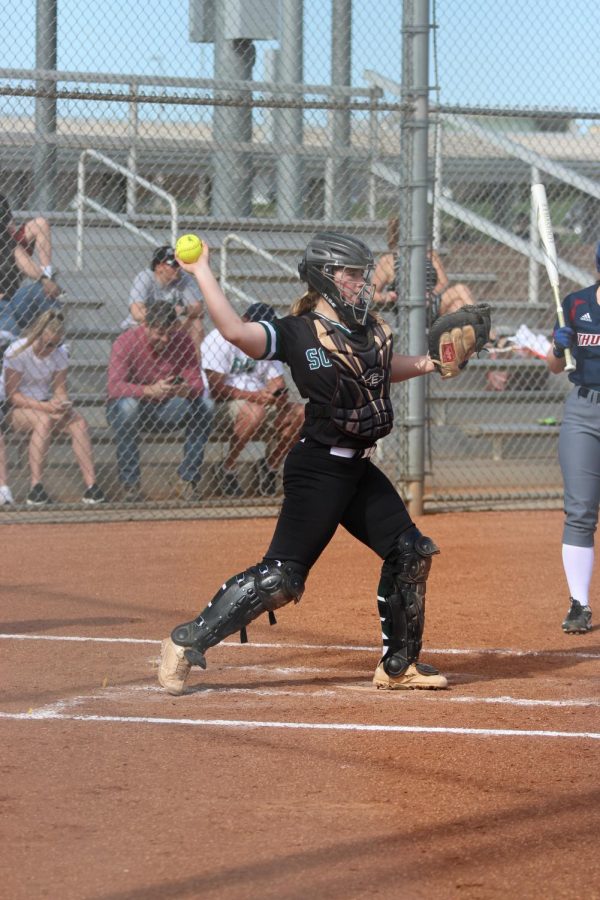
[{"left": 175, "top": 233, "right": 203, "bottom": 264}]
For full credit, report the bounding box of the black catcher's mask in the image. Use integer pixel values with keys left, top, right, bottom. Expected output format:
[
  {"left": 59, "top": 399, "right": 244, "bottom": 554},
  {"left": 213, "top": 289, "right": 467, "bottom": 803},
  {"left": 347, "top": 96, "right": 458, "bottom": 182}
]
[{"left": 298, "top": 232, "right": 375, "bottom": 329}]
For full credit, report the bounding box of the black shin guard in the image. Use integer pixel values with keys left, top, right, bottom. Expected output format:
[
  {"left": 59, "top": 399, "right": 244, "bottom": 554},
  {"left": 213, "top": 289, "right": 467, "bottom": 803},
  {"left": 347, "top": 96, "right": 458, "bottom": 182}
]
[
  {"left": 171, "top": 560, "right": 306, "bottom": 667},
  {"left": 377, "top": 527, "right": 440, "bottom": 676}
]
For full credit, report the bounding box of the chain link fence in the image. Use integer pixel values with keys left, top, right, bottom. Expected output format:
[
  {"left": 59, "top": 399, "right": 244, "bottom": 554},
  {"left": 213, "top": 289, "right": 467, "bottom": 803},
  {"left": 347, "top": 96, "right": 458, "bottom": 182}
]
[{"left": 0, "top": 1, "right": 598, "bottom": 520}]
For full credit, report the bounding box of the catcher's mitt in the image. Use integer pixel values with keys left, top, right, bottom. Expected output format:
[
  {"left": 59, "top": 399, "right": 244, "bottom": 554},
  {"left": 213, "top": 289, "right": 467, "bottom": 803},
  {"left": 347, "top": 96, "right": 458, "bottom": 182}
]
[{"left": 428, "top": 303, "right": 492, "bottom": 379}]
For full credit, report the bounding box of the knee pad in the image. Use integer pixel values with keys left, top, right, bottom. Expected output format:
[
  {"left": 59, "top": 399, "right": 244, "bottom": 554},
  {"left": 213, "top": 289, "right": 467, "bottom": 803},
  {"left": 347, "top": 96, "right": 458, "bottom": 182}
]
[
  {"left": 381, "top": 526, "right": 439, "bottom": 591},
  {"left": 254, "top": 559, "right": 306, "bottom": 611},
  {"left": 377, "top": 527, "right": 439, "bottom": 671},
  {"left": 171, "top": 559, "right": 307, "bottom": 659}
]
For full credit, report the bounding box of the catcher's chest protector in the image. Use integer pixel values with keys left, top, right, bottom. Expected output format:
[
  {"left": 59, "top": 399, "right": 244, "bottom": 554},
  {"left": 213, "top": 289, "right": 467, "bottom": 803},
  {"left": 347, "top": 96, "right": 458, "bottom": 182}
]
[{"left": 312, "top": 316, "right": 394, "bottom": 441}]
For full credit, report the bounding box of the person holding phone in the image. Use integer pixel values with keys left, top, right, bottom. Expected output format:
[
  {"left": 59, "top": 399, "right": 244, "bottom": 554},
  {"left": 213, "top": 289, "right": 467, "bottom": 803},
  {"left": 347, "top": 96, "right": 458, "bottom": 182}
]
[
  {"left": 107, "top": 301, "right": 214, "bottom": 502},
  {"left": 1, "top": 309, "right": 106, "bottom": 506},
  {"left": 121, "top": 245, "right": 205, "bottom": 355},
  {"left": 201, "top": 302, "right": 304, "bottom": 497}
]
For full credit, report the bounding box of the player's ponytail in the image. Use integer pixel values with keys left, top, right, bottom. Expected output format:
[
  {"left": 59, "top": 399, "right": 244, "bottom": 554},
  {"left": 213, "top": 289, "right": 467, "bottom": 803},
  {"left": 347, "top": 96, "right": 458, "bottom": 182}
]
[{"left": 291, "top": 288, "right": 320, "bottom": 317}]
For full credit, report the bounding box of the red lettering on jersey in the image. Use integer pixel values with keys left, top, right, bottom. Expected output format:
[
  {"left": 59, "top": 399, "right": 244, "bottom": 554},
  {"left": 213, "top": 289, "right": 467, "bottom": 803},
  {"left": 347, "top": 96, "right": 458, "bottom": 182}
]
[
  {"left": 569, "top": 298, "right": 586, "bottom": 323},
  {"left": 578, "top": 333, "right": 600, "bottom": 346}
]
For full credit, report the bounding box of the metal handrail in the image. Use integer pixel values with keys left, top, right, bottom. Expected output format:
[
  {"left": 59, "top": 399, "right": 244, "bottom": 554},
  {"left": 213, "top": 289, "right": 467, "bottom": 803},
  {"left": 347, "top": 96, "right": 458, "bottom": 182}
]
[
  {"left": 75, "top": 148, "right": 178, "bottom": 270},
  {"left": 366, "top": 69, "right": 594, "bottom": 295},
  {"left": 220, "top": 233, "right": 300, "bottom": 306}
]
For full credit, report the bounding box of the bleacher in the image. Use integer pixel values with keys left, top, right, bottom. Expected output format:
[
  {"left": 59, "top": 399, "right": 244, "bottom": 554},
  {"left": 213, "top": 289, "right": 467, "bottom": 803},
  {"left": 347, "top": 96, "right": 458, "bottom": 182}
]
[{"left": 1, "top": 222, "right": 567, "bottom": 508}]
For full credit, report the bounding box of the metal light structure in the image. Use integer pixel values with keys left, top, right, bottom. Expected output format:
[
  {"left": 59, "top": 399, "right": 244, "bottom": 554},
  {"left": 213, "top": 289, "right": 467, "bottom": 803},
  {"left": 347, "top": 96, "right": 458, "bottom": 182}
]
[
  {"left": 190, "top": 0, "right": 279, "bottom": 219},
  {"left": 33, "top": 0, "right": 58, "bottom": 210}
]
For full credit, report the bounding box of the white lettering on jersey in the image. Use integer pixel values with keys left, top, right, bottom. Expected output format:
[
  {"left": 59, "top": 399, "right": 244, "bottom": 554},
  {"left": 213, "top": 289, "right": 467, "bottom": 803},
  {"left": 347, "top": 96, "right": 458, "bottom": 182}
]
[{"left": 578, "top": 333, "right": 600, "bottom": 346}]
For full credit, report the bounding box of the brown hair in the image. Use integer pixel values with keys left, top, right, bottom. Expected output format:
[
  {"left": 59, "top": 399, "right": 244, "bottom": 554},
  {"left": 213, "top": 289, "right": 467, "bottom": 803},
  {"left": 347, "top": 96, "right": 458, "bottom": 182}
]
[
  {"left": 146, "top": 301, "right": 178, "bottom": 329},
  {"left": 291, "top": 288, "right": 320, "bottom": 317},
  {"left": 13, "top": 309, "right": 65, "bottom": 357}
]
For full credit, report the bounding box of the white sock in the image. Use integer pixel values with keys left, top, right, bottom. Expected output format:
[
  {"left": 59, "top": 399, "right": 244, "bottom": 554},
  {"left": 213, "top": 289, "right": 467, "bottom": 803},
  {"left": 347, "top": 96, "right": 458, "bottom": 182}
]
[
  {"left": 0, "top": 484, "right": 14, "bottom": 504},
  {"left": 42, "top": 265, "right": 53, "bottom": 278},
  {"left": 562, "top": 544, "right": 594, "bottom": 607}
]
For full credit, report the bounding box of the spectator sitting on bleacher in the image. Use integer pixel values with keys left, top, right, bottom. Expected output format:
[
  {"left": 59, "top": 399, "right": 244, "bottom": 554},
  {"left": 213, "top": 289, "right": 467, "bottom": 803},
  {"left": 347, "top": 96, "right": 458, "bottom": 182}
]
[
  {"left": 1, "top": 309, "right": 106, "bottom": 508},
  {"left": 0, "top": 192, "right": 62, "bottom": 338},
  {"left": 201, "top": 302, "right": 304, "bottom": 497},
  {"left": 121, "top": 245, "right": 205, "bottom": 352},
  {"left": 0, "top": 414, "right": 13, "bottom": 507},
  {"left": 372, "top": 216, "right": 475, "bottom": 325},
  {"left": 107, "top": 301, "right": 214, "bottom": 502}
]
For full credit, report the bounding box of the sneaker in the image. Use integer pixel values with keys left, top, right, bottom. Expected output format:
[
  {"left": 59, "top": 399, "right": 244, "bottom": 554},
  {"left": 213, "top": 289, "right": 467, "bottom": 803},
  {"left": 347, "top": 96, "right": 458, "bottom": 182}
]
[
  {"left": 158, "top": 638, "right": 192, "bottom": 695},
  {"left": 562, "top": 599, "right": 592, "bottom": 634},
  {"left": 122, "top": 484, "right": 144, "bottom": 503},
  {"left": 0, "top": 485, "right": 14, "bottom": 506},
  {"left": 220, "top": 467, "right": 244, "bottom": 498},
  {"left": 373, "top": 659, "right": 448, "bottom": 690},
  {"left": 82, "top": 483, "right": 107, "bottom": 506},
  {"left": 177, "top": 478, "right": 199, "bottom": 502},
  {"left": 26, "top": 483, "right": 53, "bottom": 508},
  {"left": 258, "top": 460, "right": 277, "bottom": 496}
]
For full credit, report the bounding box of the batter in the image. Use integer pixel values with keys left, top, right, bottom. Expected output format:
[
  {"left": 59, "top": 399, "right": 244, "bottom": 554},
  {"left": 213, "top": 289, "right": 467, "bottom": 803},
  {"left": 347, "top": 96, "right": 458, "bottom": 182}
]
[{"left": 547, "top": 242, "right": 600, "bottom": 634}]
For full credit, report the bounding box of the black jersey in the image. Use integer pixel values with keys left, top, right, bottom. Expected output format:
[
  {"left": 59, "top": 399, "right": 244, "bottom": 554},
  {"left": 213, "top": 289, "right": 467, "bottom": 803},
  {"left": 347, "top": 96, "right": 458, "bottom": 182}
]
[{"left": 260, "top": 310, "right": 394, "bottom": 449}]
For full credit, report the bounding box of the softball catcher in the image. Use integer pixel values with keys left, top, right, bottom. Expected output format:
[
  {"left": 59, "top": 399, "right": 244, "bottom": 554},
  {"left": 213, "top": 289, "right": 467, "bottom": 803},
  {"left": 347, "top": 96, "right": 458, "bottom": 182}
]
[{"left": 159, "top": 232, "right": 490, "bottom": 694}]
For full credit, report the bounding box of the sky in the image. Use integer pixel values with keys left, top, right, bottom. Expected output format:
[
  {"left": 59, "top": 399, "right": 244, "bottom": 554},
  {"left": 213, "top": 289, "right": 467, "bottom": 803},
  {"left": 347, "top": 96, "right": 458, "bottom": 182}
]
[{"left": 1, "top": 1, "right": 600, "bottom": 116}]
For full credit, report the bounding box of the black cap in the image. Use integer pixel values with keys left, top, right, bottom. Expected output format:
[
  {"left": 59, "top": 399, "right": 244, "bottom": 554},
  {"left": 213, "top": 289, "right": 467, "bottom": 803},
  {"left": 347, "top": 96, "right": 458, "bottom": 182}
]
[
  {"left": 244, "top": 302, "right": 277, "bottom": 324},
  {"left": 151, "top": 245, "right": 178, "bottom": 269}
]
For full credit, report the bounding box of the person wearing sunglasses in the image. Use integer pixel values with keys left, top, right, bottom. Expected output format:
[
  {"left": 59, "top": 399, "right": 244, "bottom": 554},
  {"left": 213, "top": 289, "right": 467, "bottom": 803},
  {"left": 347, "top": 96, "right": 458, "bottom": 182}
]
[
  {"left": 121, "top": 245, "right": 205, "bottom": 354},
  {"left": 1, "top": 309, "right": 106, "bottom": 507}
]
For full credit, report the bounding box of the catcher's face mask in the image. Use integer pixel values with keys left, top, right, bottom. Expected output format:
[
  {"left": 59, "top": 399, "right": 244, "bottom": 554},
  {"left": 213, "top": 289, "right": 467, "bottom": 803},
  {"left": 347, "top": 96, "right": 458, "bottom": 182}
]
[
  {"left": 298, "top": 232, "right": 376, "bottom": 330},
  {"left": 323, "top": 264, "right": 375, "bottom": 327}
]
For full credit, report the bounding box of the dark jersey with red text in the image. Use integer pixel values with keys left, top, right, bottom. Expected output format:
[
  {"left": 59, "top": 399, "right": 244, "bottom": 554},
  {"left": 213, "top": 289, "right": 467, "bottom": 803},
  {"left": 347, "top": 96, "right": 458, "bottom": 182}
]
[{"left": 557, "top": 282, "right": 600, "bottom": 389}]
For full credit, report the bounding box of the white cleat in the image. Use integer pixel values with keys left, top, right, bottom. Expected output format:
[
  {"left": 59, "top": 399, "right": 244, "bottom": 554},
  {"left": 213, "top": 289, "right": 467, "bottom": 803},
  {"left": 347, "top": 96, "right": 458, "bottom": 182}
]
[
  {"left": 158, "top": 638, "right": 192, "bottom": 695},
  {"left": 373, "top": 660, "right": 448, "bottom": 690}
]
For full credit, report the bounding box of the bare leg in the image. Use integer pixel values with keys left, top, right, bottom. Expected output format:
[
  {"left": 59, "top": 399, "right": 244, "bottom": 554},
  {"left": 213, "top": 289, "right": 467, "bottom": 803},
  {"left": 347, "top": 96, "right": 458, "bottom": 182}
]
[
  {"left": 0, "top": 433, "right": 8, "bottom": 484},
  {"left": 65, "top": 413, "right": 96, "bottom": 487},
  {"left": 22, "top": 217, "right": 53, "bottom": 270},
  {"left": 11, "top": 408, "right": 54, "bottom": 485},
  {"left": 22, "top": 217, "right": 52, "bottom": 269},
  {"left": 224, "top": 402, "right": 264, "bottom": 470}
]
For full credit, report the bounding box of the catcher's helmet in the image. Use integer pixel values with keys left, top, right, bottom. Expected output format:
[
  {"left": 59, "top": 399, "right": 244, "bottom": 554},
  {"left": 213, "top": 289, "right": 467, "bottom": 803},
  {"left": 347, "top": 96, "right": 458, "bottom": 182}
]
[{"left": 298, "top": 232, "right": 375, "bottom": 328}]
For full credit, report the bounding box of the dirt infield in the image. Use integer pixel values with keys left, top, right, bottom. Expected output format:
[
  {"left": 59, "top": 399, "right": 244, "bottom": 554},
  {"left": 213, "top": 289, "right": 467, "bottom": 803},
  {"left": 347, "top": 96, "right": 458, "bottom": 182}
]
[{"left": 1, "top": 510, "right": 599, "bottom": 900}]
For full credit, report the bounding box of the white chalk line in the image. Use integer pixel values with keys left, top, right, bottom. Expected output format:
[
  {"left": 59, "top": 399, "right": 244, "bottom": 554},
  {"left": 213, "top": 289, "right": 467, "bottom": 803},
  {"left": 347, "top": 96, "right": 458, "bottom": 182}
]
[
  {"left": 1, "top": 632, "right": 599, "bottom": 660},
  {"left": 3, "top": 679, "right": 599, "bottom": 728},
  {"left": 0, "top": 709, "right": 598, "bottom": 740}
]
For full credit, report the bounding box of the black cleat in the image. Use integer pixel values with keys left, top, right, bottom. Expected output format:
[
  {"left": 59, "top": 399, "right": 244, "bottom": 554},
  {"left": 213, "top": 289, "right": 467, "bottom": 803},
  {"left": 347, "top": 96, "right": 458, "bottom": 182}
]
[{"left": 562, "top": 599, "right": 592, "bottom": 634}]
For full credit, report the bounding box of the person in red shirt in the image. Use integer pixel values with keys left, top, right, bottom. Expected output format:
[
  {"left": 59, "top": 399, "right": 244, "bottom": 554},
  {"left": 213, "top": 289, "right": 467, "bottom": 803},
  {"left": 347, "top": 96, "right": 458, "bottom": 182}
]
[{"left": 106, "top": 302, "right": 213, "bottom": 501}]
